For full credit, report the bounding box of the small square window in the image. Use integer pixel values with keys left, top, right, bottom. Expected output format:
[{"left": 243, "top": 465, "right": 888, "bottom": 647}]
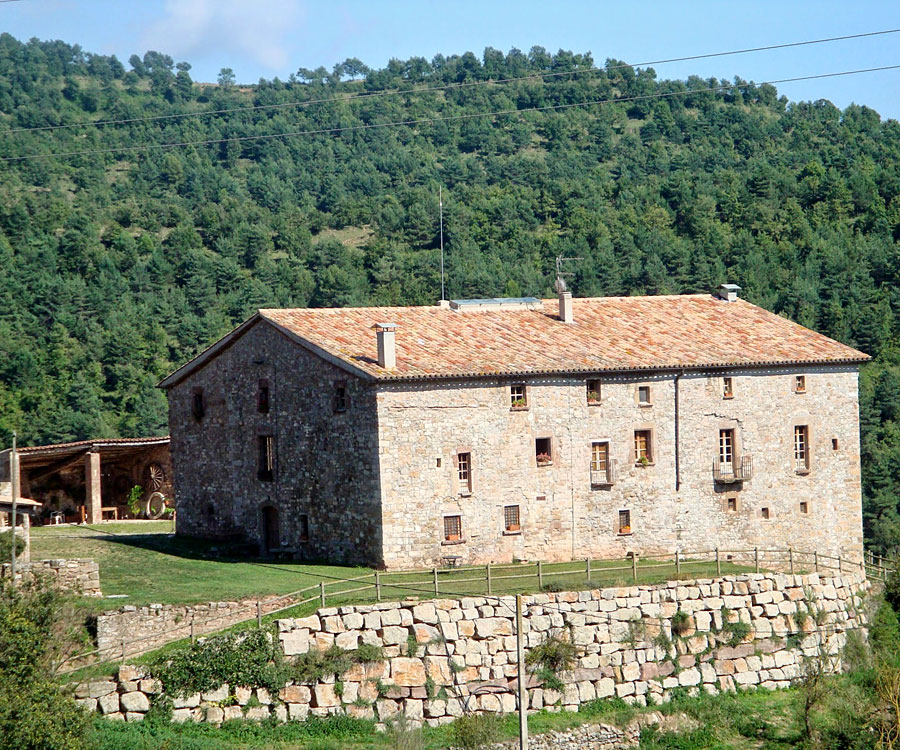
[
  {"left": 258, "top": 435, "right": 275, "bottom": 481},
  {"left": 333, "top": 381, "right": 349, "bottom": 413},
  {"left": 192, "top": 389, "right": 205, "bottom": 421},
  {"left": 443, "top": 515, "right": 462, "bottom": 542},
  {"left": 503, "top": 505, "right": 520, "bottom": 533},
  {"left": 586, "top": 379, "right": 602, "bottom": 404},
  {"left": 535, "top": 437, "right": 552, "bottom": 466},
  {"left": 761, "top": 507, "right": 770, "bottom": 520},
  {"left": 638, "top": 386, "right": 651, "bottom": 406},
  {"left": 634, "top": 430, "right": 652, "bottom": 465},
  {"left": 457, "top": 452, "right": 472, "bottom": 493},
  {"left": 298, "top": 514, "right": 309, "bottom": 542},
  {"left": 257, "top": 379, "right": 270, "bottom": 414},
  {"left": 832, "top": 438, "right": 839, "bottom": 451},
  {"left": 727, "top": 496, "right": 737, "bottom": 512},
  {"left": 723, "top": 377, "right": 734, "bottom": 399},
  {"left": 794, "top": 375, "right": 806, "bottom": 393},
  {"left": 510, "top": 383, "right": 528, "bottom": 409},
  {"left": 799, "top": 501, "right": 809, "bottom": 515},
  {"left": 618, "top": 509, "right": 631, "bottom": 535}
]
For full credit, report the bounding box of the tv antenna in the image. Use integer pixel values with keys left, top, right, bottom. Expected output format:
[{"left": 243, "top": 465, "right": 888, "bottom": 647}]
[
  {"left": 554, "top": 255, "right": 582, "bottom": 293},
  {"left": 439, "top": 185, "right": 445, "bottom": 302}
]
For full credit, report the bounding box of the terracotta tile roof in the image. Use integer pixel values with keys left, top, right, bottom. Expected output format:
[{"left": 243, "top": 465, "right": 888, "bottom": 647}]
[
  {"left": 6, "top": 436, "right": 170, "bottom": 456},
  {"left": 258, "top": 295, "right": 868, "bottom": 381}
]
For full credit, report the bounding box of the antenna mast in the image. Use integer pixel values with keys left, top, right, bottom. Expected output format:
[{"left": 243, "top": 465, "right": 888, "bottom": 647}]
[{"left": 439, "top": 185, "right": 445, "bottom": 302}]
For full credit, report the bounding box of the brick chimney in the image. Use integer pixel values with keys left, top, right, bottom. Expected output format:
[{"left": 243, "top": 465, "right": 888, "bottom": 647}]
[
  {"left": 373, "top": 323, "right": 397, "bottom": 369},
  {"left": 717, "top": 283, "right": 741, "bottom": 303}
]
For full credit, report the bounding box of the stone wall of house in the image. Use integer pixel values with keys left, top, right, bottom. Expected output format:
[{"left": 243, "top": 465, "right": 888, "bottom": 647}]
[
  {"left": 74, "top": 571, "right": 868, "bottom": 726},
  {"left": 376, "top": 365, "right": 863, "bottom": 569},
  {"left": 167, "top": 319, "right": 384, "bottom": 565},
  {"left": 1, "top": 558, "right": 101, "bottom": 596}
]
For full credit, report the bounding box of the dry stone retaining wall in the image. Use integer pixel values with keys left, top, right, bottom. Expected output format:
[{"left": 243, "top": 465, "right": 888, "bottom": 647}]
[
  {"left": 75, "top": 571, "right": 869, "bottom": 727},
  {"left": 1, "top": 558, "right": 100, "bottom": 596}
]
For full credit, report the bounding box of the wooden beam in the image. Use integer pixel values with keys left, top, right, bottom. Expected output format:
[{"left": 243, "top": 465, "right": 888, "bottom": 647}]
[{"left": 26, "top": 449, "right": 90, "bottom": 483}]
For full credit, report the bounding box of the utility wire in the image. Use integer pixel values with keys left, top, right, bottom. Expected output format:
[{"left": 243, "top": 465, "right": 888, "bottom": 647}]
[
  {"left": 3, "top": 63, "right": 898, "bottom": 164},
  {"left": 5, "top": 27, "right": 900, "bottom": 136}
]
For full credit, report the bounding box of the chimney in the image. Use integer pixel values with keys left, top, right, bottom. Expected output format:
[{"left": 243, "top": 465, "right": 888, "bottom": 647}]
[
  {"left": 558, "top": 290, "right": 573, "bottom": 323},
  {"left": 373, "top": 323, "right": 397, "bottom": 369},
  {"left": 717, "top": 283, "right": 741, "bottom": 303}
]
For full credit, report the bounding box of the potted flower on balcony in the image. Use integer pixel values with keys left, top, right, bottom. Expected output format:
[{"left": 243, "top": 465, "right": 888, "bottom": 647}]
[
  {"left": 536, "top": 452, "right": 552, "bottom": 466},
  {"left": 511, "top": 397, "right": 527, "bottom": 409},
  {"left": 636, "top": 455, "right": 650, "bottom": 467},
  {"left": 587, "top": 390, "right": 601, "bottom": 404}
]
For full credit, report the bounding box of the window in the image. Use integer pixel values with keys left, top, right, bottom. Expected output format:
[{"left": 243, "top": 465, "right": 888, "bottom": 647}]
[
  {"left": 618, "top": 509, "right": 631, "bottom": 535},
  {"left": 634, "top": 430, "right": 652, "bottom": 465},
  {"left": 257, "top": 379, "right": 270, "bottom": 414},
  {"left": 457, "top": 452, "right": 472, "bottom": 493},
  {"left": 794, "top": 375, "right": 807, "bottom": 393},
  {"left": 443, "top": 515, "right": 462, "bottom": 542},
  {"left": 258, "top": 435, "right": 275, "bottom": 481},
  {"left": 591, "top": 441, "right": 611, "bottom": 483},
  {"left": 723, "top": 377, "right": 734, "bottom": 399},
  {"left": 586, "top": 379, "right": 602, "bottom": 404},
  {"left": 333, "top": 381, "right": 348, "bottom": 413},
  {"left": 761, "top": 507, "right": 770, "bottom": 520},
  {"left": 727, "top": 496, "right": 737, "bottom": 512},
  {"left": 637, "top": 386, "right": 651, "bottom": 406},
  {"left": 536, "top": 495, "right": 546, "bottom": 503},
  {"left": 719, "top": 429, "right": 735, "bottom": 471},
  {"left": 503, "top": 505, "right": 521, "bottom": 533},
  {"left": 192, "top": 389, "right": 205, "bottom": 420},
  {"left": 535, "top": 437, "right": 552, "bottom": 466},
  {"left": 298, "top": 514, "right": 309, "bottom": 542},
  {"left": 794, "top": 425, "right": 810, "bottom": 472},
  {"left": 510, "top": 383, "right": 527, "bottom": 409},
  {"left": 799, "top": 501, "right": 809, "bottom": 515},
  {"left": 832, "top": 438, "right": 839, "bottom": 451},
  {"left": 436, "top": 457, "right": 442, "bottom": 468}
]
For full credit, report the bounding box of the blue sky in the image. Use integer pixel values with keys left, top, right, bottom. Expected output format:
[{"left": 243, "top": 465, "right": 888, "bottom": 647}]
[{"left": 5, "top": 0, "right": 900, "bottom": 119}]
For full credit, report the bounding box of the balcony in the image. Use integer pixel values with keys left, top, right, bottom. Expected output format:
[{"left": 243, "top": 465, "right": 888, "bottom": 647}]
[
  {"left": 590, "top": 459, "right": 618, "bottom": 487},
  {"left": 713, "top": 454, "right": 752, "bottom": 484}
]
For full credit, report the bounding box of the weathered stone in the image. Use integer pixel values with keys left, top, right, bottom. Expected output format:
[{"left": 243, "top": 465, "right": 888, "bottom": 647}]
[
  {"left": 120, "top": 691, "right": 150, "bottom": 713},
  {"left": 391, "top": 657, "right": 427, "bottom": 686}
]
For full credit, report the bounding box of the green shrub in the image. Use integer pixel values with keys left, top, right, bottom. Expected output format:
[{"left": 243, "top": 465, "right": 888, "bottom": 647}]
[
  {"left": 671, "top": 610, "right": 692, "bottom": 637},
  {"left": 292, "top": 643, "right": 384, "bottom": 685},
  {"left": 0, "top": 531, "right": 25, "bottom": 561},
  {"left": 450, "top": 713, "right": 504, "bottom": 750},
  {"left": 149, "top": 626, "right": 287, "bottom": 698},
  {"left": 525, "top": 631, "right": 578, "bottom": 691},
  {"left": 885, "top": 569, "right": 900, "bottom": 614},
  {"left": 406, "top": 630, "right": 419, "bottom": 658}
]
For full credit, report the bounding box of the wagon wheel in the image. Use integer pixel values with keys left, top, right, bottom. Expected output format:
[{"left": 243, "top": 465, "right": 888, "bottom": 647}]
[
  {"left": 144, "top": 491, "right": 167, "bottom": 520},
  {"left": 145, "top": 463, "right": 166, "bottom": 491}
]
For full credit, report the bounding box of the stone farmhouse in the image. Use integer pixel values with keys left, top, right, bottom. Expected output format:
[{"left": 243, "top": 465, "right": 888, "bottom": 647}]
[{"left": 159, "top": 285, "right": 868, "bottom": 570}]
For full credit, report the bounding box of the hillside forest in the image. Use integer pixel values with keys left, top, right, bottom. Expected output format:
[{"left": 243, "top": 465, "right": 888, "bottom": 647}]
[{"left": 2, "top": 36, "right": 900, "bottom": 550}]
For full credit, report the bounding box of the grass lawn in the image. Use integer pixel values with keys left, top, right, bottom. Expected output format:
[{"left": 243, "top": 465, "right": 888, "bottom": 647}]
[
  {"left": 88, "top": 687, "right": 806, "bottom": 749},
  {"left": 31, "top": 523, "right": 752, "bottom": 616}
]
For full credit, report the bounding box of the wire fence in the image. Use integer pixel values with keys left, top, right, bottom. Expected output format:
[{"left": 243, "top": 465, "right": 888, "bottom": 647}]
[{"left": 53, "top": 545, "right": 893, "bottom": 677}]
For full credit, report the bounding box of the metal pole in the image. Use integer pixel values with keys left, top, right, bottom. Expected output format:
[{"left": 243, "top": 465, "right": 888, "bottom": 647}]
[
  {"left": 789, "top": 548, "right": 794, "bottom": 575},
  {"left": 439, "top": 185, "right": 445, "bottom": 301},
  {"left": 486, "top": 563, "right": 492, "bottom": 596},
  {"left": 515, "top": 594, "right": 529, "bottom": 750},
  {"left": 716, "top": 548, "right": 721, "bottom": 577},
  {"left": 537, "top": 560, "right": 543, "bottom": 590},
  {"left": 320, "top": 581, "right": 326, "bottom": 607},
  {"left": 754, "top": 547, "right": 759, "bottom": 574},
  {"left": 433, "top": 567, "right": 439, "bottom": 596},
  {"left": 10, "top": 432, "right": 18, "bottom": 579},
  {"left": 838, "top": 555, "right": 842, "bottom": 574},
  {"left": 190, "top": 618, "right": 195, "bottom": 643},
  {"left": 585, "top": 557, "right": 591, "bottom": 583},
  {"left": 814, "top": 550, "right": 819, "bottom": 573},
  {"left": 632, "top": 553, "right": 638, "bottom": 582},
  {"left": 256, "top": 600, "right": 262, "bottom": 628},
  {"left": 375, "top": 570, "right": 382, "bottom": 602},
  {"left": 675, "top": 549, "right": 680, "bottom": 576}
]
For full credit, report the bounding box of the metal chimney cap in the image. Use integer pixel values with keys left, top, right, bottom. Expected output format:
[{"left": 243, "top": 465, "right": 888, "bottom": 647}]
[
  {"left": 719, "top": 283, "right": 742, "bottom": 292},
  {"left": 372, "top": 322, "right": 398, "bottom": 332}
]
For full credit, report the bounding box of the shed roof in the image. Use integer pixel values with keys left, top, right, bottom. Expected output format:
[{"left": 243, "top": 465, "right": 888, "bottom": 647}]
[{"left": 159, "top": 294, "right": 868, "bottom": 387}]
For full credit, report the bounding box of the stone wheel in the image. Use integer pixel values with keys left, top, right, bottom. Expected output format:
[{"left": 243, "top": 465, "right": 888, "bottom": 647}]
[
  {"left": 144, "top": 491, "right": 167, "bottom": 520},
  {"left": 146, "top": 463, "right": 166, "bottom": 491}
]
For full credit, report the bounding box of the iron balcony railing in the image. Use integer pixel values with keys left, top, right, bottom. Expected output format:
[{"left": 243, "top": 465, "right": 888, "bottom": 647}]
[
  {"left": 590, "top": 458, "right": 618, "bottom": 486},
  {"left": 713, "top": 454, "right": 752, "bottom": 483}
]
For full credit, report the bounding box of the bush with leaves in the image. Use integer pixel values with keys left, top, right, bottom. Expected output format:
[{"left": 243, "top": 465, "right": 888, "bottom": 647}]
[
  {"left": 0, "top": 576, "right": 90, "bottom": 750},
  {"left": 0, "top": 530, "right": 25, "bottom": 561},
  {"left": 525, "top": 630, "right": 578, "bottom": 692},
  {"left": 450, "top": 713, "right": 504, "bottom": 750}
]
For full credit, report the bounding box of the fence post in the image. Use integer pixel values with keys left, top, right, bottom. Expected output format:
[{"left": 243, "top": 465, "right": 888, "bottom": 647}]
[
  {"left": 256, "top": 600, "right": 262, "bottom": 629},
  {"left": 486, "top": 563, "right": 492, "bottom": 596},
  {"left": 632, "top": 553, "right": 638, "bottom": 583},
  {"left": 585, "top": 557, "right": 591, "bottom": 583},
  {"left": 375, "top": 570, "right": 382, "bottom": 602},
  {"left": 715, "top": 548, "right": 721, "bottom": 577},
  {"left": 537, "top": 560, "right": 543, "bottom": 590},
  {"left": 754, "top": 547, "right": 759, "bottom": 574},
  {"left": 320, "top": 581, "right": 326, "bottom": 607},
  {"left": 433, "top": 567, "right": 439, "bottom": 596},
  {"left": 789, "top": 548, "right": 794, "bottom": 575},
  {"left": 838, "top": 555, "right": 843, "bottom": 574},
  {"left": 814, "top": 550, "right": 819, "bottom": 573},
  {"left": 121, "top": 639, "right": 126, "bottom": 662},
  {"left": 675, "top": 549, "right": 680, "bottom": 576}
]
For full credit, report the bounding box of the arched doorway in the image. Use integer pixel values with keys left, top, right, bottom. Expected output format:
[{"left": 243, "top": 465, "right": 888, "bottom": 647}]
[{"left": 261, "top": 505, "right": 279, "bottom": 553}]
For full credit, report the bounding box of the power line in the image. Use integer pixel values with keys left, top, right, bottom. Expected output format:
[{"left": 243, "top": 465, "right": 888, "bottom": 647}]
[
  {"left": 5, "top": 27, "right": 900, "bottom": 136},
  {"left": 3, "top": 63, "right": 898, "bottom": 164}
]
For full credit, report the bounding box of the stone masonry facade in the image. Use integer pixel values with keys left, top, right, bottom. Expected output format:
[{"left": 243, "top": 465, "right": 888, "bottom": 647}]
[
  {"left": 163, "top": 295, "right": 865, "bottom": 570},
  {"left": 74, "top": 571, "right": 869, "bottom": 726}
]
